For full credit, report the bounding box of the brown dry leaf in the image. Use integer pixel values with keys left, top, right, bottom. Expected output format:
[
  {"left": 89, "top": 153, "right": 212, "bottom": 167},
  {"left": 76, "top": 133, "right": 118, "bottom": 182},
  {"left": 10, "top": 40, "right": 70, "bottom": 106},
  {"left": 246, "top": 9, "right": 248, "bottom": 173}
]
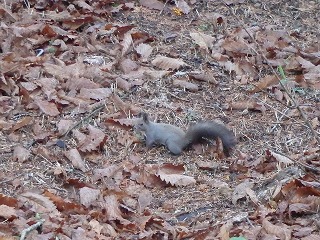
[
  {"left": 117, "top": 131, "right": 135, "bottom": 147},
  {"left": 262, "top": 218, "right": 291, "bottom": 240},
  {"left": 295, "top": 56, "right": 315, "bottom": 70},
  {"left": 0, "top": 205, "right": 17, "bottom": 219},
  {"left": 158, "top": 163, "right": 185, "bottom": 174},
  {"left": 119, "top": 58, "right": 139, "bottom": 74},
  {"left": 217, "top": 220, "right": 233, "bottom": 240},
  {"left": 222, "top": 38, "right": 254, "bottom": 56},
  {"left": 138, "top": 189, "right": 153, "bottom": 212},
  {"left": 72, "top": 129, "right": 87, "bottom": 144},
  {"left": 311, "top": 117, "right": 319, "bottom": 128},
  {"left": 135, "top": 43, "right": 153, "bottom": 62},
  {"left": 110, "top": 93, "right": 141, "bottom": 114},
  {"left": 143, "top": 69, "right": 170, "bottom": 81},
  {"left": 57, "top": 119, "right": 74, "bottom": 135},
  {"left": 245, "top": 188, "right": 260, "bottom": 206},
  {"left": 288, "top": 203, "right": 313, "bottom": 215},
  {"left": 36, "top": 99, "right": 60, "bottom": 116},
  {"left": 229, "top": 100, "right": 266, "bottom": 113},
  {"left": 88, "top": 219, "right": 103, "bottom": 235},
  {"left": 268, "top": 150, "right": 294, "bottom": 166},
  {"left": 232, "top": 180, "right": 254, "bottom": 204},
  {"left": 12, "top": 145, "right": 30, "bottom": 163},
  {"left": 190, "top": 32, "right": 215, "bottom": 52},
  {"left": 0, "top": 194, "right": 18, "bottom": 207},
  {"left": 301, "top": 234, "right": 320, "bottom": 240},
  {"left": 0, "top": 118, "right": 13, "bottom": 130},
  {"left": 79, "top": 187, "right": 101, "bottom": 208},
  {"left": 304, "top": 65, "right": 320, "bottom": 89},
  {"left": 273, "top": 87, "right": 284, "bottom": 101},
  {"left": 121, "top": 32, "right": 133, "bottom": 56},
  {"left": 175, "top": 0, "right": 191, "bottom": 14},
  {"left": 20, "top": 192, "right": 57, "bottom": 213},
  {"left": 115, "top": 77, "right": 131, "bottom": 91},
  {"left": 235, "top": 60, "right": 258, "bottom": 78},
  {"left": 211, "top": 13, "right": 226, "bottom": 26},
  {"left": 74, "top": 0, "right": 93, "bottom": 11},
  {"left": 10, "top": 116, "right": 33, "bottom": 132},
  {"left": 92, "top": 165, "right": 122, "bottom": 182},
  {"left": 20, "top": 81, "right": 38, "bottom": 91},
  {"left": 157, "top": 172, "right": 196, "bottom": 186},
  {"left": 0, "top": 5, "right": 17, "bottom": 21},
  {"left": 152, "top": 55, "right": 187, "bottom": 70},
  {"left": 64, "top": 148, "right": 86, "bottom": 172},
  {"left": 64, "top": 77, "right": 100, "bottom": 91},
  {"left": 196, "top": 160, "right": 220, "bottom": 170},
  {"left": 189, "top": 72, "right": 217, "bottom": 84},
  {"left": 43, "top": 190, "right": 85, "bottom": 213},
  {"left": 78, "top": 88, "right": 112, "bottom": 100},
  {"left": 104, "top": 194, "right": 131, "bottom": 225},
  {"left": 251, "top": 75, "right": 278, "bottom": 93},
  {"left": 172, "top": 79, "right": 198, "bottom": 92},
  {"left": 105, "top": 118, "right": 136, "bottom": 129},
  {"left": 0, "top": 236, "right": 16, "bottom": 240},
  {"left": 139, "top": 0, "right": 164, "bottom": 11},
  {"left": 78, "top": 125, "right": 106, "bottom": 152}
]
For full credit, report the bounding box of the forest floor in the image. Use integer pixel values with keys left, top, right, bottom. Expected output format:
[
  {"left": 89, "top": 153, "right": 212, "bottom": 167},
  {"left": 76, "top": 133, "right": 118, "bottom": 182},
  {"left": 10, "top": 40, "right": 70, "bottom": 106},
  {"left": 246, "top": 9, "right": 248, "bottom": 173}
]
[{"left": 0, "top": 0, "right": 319, "bottom": 239}]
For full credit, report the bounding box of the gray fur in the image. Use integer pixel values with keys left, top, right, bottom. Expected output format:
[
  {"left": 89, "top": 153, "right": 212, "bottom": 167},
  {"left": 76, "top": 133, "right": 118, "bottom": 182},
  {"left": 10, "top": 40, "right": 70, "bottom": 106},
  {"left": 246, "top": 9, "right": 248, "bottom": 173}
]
[{"left": 135, "top": 112, "right": 236, "bottom": 155}]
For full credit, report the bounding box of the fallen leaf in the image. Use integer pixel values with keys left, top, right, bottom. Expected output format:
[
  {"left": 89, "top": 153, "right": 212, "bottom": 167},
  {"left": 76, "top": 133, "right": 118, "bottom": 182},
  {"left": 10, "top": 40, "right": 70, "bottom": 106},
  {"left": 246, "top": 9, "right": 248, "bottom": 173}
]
[
  {"left": 64, "top": 148, "right": 87, "bottom": 172},
  {"left": 232, "top": 180, "right": 254, "bottom": 204},
  {"left": 78, "top": 88, "right": 112, "bottom": 100},
  {"left": 79, "top": 187, "right": 101, "bottom": 207},
  {"left": 12, "top": 145, "right": 30, "bottom": 163},
  {"left": 262, "top": 218, "right": 291, "bottom": 240},
  {"left": 20, "top": 192, "right": 57, "bottom": 214},
  {"left": 103, "top": 194, "right": 131, "bottom": 225},
  {"left": 36, "top": 99, "right": 60, "bottom": 116},
  {"left": 135, "top": 43, "right": 153, "bottom": 62},
  {"left": 78, "top": 125, "right": 106, "bottom": 152},
  {"left": 139, "top": 0, "right": 164, "bottom": 11},
  {"left": 172, "top": 79, "right": 198, "bottom": 92},
  {"left": 0, "top": 205, "right": 17, "bottom": 219},
  {"left": 189, "top": 72, "right": 217, "bottom": 84},
  {"left": 250, "top": 75, "right": 278, "bottom": 93},
  {"left": 121, "top": 32, "right": 133, "bottom": 56},
  {"left": 152, "top": 55, "right": 187, "bottom": 70},
  {"left": 190, "top": 32, "right": 215, "bottom": 52},
  {"left": 157, "top": 172, "right": 196, "bottom": 186},
  {"left": 175, "top": 0, "right": 191, "bottom": 14}
]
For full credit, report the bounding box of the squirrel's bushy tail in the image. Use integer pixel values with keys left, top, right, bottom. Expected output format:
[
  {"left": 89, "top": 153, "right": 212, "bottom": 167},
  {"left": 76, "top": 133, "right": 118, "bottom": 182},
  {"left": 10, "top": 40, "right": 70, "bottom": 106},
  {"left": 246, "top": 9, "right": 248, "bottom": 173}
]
[{"left": 185, "top": 122, "right": 236, "bottom": 155}]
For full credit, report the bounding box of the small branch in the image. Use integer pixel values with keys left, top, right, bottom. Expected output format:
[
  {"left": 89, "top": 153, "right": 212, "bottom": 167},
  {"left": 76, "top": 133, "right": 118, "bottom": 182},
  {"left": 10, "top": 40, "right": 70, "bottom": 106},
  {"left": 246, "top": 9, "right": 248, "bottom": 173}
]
[
  {"left": 61, "top": 103, "right": 106, "bottom": 138},
  {"left": 20, "top": 219, "right": 45, "bottom": 240}
]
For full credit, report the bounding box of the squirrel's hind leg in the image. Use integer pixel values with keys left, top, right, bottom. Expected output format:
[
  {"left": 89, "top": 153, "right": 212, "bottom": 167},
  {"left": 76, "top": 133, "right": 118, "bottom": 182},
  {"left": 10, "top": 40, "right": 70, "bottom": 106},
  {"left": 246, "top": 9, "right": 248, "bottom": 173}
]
[{"left": 165, "top": 140, "right": 183, "bottom": 155}]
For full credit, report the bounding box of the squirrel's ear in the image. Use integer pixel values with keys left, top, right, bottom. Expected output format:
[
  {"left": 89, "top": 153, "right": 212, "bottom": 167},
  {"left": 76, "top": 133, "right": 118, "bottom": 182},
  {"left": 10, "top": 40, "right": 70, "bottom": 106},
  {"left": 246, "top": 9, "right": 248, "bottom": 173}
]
[{"left": 139, "top": 112, "right": 149, "bottom": 123}]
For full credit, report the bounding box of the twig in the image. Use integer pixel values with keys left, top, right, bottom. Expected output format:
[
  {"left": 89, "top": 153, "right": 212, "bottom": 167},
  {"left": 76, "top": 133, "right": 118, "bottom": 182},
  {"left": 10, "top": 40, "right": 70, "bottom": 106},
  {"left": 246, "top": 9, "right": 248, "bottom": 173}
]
[
  {"left": 159, "top": 0, "right": 169, "bottom": 15},
  {"left": 20, "top": 219, "right": 45, "bottom": 240},
  {"left": 167, "top": 91, "right": 189, "bottom": 102},
  {"left": 221, "top": 1, "right": 320, "bottom": 145},
  {"left": 61, "top": 103, "right": 106, "bottom": 138}
]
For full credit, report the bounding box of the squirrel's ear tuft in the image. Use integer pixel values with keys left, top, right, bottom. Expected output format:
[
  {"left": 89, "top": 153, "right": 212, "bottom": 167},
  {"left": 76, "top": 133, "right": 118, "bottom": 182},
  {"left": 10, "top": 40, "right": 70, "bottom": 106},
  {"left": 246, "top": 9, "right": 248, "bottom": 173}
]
[{"left": 138, "top": 112, "right": 149, "bottom": 123}]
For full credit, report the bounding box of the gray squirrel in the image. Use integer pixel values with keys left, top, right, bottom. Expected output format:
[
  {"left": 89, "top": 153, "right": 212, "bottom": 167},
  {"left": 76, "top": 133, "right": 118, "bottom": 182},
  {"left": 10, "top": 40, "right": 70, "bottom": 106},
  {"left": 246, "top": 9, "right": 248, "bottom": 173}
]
[{"left": 135, "top": 112, "right": 236, "bottom": 156}]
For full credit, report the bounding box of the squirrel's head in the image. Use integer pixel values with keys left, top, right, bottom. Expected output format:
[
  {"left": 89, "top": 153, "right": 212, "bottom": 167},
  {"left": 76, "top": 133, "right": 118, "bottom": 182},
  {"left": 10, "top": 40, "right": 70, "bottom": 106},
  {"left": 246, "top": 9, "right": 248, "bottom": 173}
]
[{"left": 134, "top": 112, "right": 150, "bottom": 131}]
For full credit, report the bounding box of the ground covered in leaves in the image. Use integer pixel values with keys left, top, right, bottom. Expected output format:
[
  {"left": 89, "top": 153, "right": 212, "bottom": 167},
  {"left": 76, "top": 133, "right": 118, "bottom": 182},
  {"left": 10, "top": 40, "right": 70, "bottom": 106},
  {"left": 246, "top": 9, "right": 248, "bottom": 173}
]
[{"left": 0, "top": 0, "right": 320, "bottom": 239}]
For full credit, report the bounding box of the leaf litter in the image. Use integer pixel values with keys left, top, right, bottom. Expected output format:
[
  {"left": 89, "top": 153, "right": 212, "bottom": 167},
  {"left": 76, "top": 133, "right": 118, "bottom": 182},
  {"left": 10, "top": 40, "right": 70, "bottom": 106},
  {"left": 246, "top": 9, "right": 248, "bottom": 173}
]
[{"left": 0, "top": 0, "right": 319, "bottom": 239}]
